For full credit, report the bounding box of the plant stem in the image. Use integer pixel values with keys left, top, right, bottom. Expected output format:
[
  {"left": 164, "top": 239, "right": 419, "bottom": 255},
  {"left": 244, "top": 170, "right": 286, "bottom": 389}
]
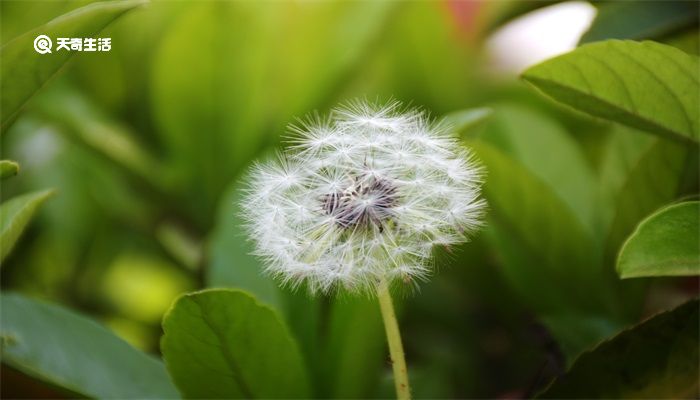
[{"left": 377, "top": 278, "right": 411, "bottom": 400}]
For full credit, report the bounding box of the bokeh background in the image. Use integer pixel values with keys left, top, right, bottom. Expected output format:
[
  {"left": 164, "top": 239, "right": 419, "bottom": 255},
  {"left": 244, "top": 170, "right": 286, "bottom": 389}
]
[{"left": 1, "top": 1, "right": 698, "bottom": 398}]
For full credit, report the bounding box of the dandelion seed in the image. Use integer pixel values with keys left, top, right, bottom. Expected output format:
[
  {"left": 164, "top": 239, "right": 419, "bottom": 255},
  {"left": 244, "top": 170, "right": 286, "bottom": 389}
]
[{"left": 241, "top": 100, "right": 486, "bottom": 294}]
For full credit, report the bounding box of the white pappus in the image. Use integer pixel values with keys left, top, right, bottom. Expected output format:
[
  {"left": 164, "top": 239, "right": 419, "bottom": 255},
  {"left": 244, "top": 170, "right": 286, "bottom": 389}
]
[{"left": 241, "top": 100, "right": 486, "bottom": 294}]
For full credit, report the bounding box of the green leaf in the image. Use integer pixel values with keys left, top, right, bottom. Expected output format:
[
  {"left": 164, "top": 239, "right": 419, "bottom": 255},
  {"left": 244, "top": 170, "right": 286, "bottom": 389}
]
[
  {"left": 0, "top": 292, "right": 178, "bottom": 399},
  {"left": 617, "top": 201, "right": 700, "bottom": 278},
  {"left": 580, "top": 2, "right": 699, "bottom": 44},
  {"left": 1, "top": 0, "right": 93, "bottom": 46},
  {"left": 538, "top": 299, "right": 700, "bottom": 399},
  {"left": 161, "top": 289, "right": 310, "bottom": 399},
  {"left": 151, "top": 2, "right": 393, "bottom": 220},
  {"left": 522, "top": 40, "right": 700, "bottom": 143},
  {"left": 1, "top": 189, "right": 54, "bottom": 262},
  {"left": 443, "top": 107, "right": 493, "bottom": 137},
  {"left": 480, "top": 175, "right": 597, "bottom": 310},
  {"left": 0, "top": 160, "right": 19, "bottom": 179},
  {"left": 539, "top": 314, "right": 624, "bottom": 366},
  {"left": 472, "top": 141, "right": 614, "bottom": 361},
  {"left": 472, "top": 106, "right": 602, "bottom": 313},
  {"left": 0, "top": 0, "right": 147, "bottom": 131},
  {"left": 468, "top": 106, "right": 645, "bottom": 362},
  {"left": 599, "top": 126, "right": 697, "bottom": 264},
  {"left": 320, "top": 297, "right": 386, "bottom": 398},
  {"left": 477, "top": 105, "right": 600, "bottom": 234},
  {"left": 207, "top": 176, "right": 322, "bottom": 393}
]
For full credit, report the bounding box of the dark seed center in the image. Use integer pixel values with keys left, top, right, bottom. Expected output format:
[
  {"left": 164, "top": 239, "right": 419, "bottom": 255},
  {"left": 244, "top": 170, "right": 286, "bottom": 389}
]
[{"left": 321, "top": 174, "right": 398, "bottom": 229}]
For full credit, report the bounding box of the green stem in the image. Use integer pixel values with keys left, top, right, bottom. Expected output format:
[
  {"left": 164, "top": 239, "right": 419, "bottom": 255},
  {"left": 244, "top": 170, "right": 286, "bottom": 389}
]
[{"left": 377, "top": 279, "right": 411, "bottom": 400}]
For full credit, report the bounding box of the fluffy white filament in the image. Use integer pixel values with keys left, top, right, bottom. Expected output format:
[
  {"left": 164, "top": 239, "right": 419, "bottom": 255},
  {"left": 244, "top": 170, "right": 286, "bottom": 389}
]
[{"left": 242, "top": 101, "right": 486, "bottom": 294}]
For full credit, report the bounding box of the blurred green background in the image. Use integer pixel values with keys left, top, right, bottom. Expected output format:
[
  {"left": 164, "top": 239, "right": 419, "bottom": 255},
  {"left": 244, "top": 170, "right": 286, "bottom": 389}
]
[{"left": 1, "top": 1, "right": 698, "bottom": 398}]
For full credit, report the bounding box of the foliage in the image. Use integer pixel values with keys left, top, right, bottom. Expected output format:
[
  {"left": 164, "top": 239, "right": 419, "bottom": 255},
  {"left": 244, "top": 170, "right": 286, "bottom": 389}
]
[
  {"left": 0, "top": 0, "right": 147, "bottom": 130},
  {"left": 161, "top": 289, "right": 310, "bottom": 398},
  {"left": 0, "top": 292, "right": 178, "bottom": 398},
  {"left": 1, "top": 1, "right": 698, "bottom": 399},
  {"left": 1, "top": 189, "right": 54, "bottom": 262},
  {"left": 538, "top": 299, "right": 699, "bottom": 398},
  {"left": 522, "top": 40, "right": 699, "bottom": 144},
  {"left": 617, "top": 201, "right": 700, "bottom": 278}
]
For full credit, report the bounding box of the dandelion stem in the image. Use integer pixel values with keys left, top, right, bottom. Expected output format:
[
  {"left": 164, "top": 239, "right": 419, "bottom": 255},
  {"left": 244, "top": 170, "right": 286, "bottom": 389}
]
[{"left": 377, "top": 278, "right": 411, "bottom": 400}]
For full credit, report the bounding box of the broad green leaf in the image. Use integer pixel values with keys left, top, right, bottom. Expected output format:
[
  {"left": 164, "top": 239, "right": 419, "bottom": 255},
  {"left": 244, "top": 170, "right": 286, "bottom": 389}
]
[
  {"left": 206, "top": 177, "right": 321, "bottom": 392},
  {"left": 476, "top": 157, "right": 600, "bottom": 315},
  {"left": 161, "top": 289, "right": 310, "bottom": 399},
  {"left": 477, "top": 105, "right": 600, "bottom": 234},
  {"left": 0, "top": 292, "right": 178, "bottom": 399},
  {"left": 617, "top": 201, "right": 700, "bottom": 278},
  {"left": 471, "top": 141, "right": 621, "bottom": 362},
  {"left": 0, "top": 0, "right": 93, "bottom": 46},
  {"left": 522, "top": 40, "right": 700, "bottom": 143},
  {"left": 443, "top": 107, "right": 493, "bottom": 137},
  {"left": 598, "top": 125, "right": 658, "bottom": 237},
  {"left": 468, "top": 107, "right": 646, "bottom": 361},
  {"left": 0, "top": 160, "right": 19, "bottom": 179},
  {"left": 538, "top": 299, "right": 700, "bottom": 399},
  {"left": 580, "top": 2, "right": 698, "bottom": 44},
  {"left": 539, "top": 314, "right": 624, "bottom": 365},
  {"left": 0, "top": 0, "right": 147, "bottom": 131},
  {"left": 599, "top": 126, "right": 697, "bottom": 264},
  {"left": 1, "top": 189, "right": 54, "bottom": 262},
  {"left": 321, "top": 297, "right": 386, "bottom": 398},
  {"left": 151, "top": 2, "right": 393, "bottom": 222}
]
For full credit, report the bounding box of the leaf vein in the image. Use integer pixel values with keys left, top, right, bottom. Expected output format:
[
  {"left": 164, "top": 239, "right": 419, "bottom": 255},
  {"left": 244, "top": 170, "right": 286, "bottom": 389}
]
[{"left": 608, "top": 43, "right": 694, "bottom": 136}]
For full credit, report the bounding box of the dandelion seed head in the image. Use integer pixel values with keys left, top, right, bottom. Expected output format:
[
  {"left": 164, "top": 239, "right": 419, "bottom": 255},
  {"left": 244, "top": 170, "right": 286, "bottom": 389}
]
[{"left": 242, "top": 100, "right": 486, "bottom": 294}]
